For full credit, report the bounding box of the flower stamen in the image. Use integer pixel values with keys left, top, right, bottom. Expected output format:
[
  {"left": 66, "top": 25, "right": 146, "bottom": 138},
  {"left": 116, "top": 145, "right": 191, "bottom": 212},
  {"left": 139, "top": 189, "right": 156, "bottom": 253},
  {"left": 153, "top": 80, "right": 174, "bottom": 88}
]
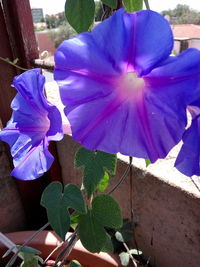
[{"left": 117, "top": 72, "right": 145, "bottom": 100}]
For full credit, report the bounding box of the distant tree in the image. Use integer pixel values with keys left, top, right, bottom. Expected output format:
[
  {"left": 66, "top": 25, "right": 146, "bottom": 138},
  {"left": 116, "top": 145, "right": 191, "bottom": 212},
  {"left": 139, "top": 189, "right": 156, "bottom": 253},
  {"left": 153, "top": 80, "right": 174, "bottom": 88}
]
[
  {"left": 45, "top": 13, "right": 66, "bottom": 29},
  {"left": 45, "top": 15, "right": 57, "bottom": 29},
  {"left": 162, "top": 4, "right": 200, "bottom": 24},
  {"left": 56, "top": 12, "right": 66, "bottom": 26},
  {"left": 49, "top": 21, "right": 76, "bottom": 47}
]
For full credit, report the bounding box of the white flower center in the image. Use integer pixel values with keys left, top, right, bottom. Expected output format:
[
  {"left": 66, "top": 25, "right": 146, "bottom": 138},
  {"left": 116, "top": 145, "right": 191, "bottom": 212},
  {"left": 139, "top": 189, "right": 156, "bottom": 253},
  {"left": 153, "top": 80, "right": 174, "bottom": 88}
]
[
  {"left": 116, "top": 72, "right": 145, "bottom": 101},
  {"left": 123, "top": 72, "right": 145, "bottom": 92}
]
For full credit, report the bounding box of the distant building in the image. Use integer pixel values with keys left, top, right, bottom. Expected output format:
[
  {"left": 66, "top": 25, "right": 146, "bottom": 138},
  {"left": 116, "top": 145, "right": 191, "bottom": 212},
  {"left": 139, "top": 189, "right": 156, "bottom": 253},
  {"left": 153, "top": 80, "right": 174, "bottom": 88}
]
[
  {"left": 171, "top": 24, "right": 200, "bottom": 54},
  {"left": 32, "top": 8, "right": 44, "bottom": 23}
]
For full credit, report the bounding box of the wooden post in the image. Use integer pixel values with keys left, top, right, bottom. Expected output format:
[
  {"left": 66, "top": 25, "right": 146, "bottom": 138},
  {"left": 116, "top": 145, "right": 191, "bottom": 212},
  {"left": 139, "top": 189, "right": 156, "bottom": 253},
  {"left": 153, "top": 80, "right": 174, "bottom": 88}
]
[
  {"left": 1, "top": 0, "right": 39, "bottom": 69},
  {"left": 0, "top": 5, "right": 17, "bottom": 126}
]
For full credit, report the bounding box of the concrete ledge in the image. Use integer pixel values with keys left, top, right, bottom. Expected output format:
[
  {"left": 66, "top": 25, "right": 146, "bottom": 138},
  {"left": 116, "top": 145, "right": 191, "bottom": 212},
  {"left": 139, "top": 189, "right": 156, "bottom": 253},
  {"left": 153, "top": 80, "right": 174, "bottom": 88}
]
[
  {"left": 57, "top": 135, "right": 200, "bottom": 267},
  {"left": 127, "top": 163, "right": 200, "bottom": 267}
]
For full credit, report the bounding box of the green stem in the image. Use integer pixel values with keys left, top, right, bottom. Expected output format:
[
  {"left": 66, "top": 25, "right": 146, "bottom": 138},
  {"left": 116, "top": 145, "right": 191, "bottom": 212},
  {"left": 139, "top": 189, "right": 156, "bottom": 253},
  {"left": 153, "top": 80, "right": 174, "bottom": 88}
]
[
  {"left": 144, "top": 0, "right": 150, "bottom": 9},
  {"left": 0, "top": 56, "right": 28, "bottom": 71},
  {"left": 108, "top": 156, "right": 132, "bottom": 195},
  {"left": 52, "top": 229, "right": 78, "bottom": 267},
  {"left": 123, "top": 242, "right": 138, "bottom": 267}
]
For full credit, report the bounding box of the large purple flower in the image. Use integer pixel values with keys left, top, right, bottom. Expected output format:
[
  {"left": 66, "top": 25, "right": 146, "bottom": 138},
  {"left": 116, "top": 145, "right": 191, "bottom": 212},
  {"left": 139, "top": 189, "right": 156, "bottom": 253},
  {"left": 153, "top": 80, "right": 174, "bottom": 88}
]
[
  {"left": 0, "top": 69, "right": 63, "bottom": 180},
  {"left": 54, "top": 9, "right": 200, "bottom": 162},
  {"left": 175, "top": 103, "right": 200, "bottom": 176}
]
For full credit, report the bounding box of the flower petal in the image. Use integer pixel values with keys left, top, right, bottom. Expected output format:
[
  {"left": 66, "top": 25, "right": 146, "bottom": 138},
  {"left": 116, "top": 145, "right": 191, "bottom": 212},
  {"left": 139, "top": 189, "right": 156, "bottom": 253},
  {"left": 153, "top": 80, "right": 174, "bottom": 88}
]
[
  {"left": 175, "top": 106, "right": 200, "bottom": 176},
  {"left": 55, "top": 69, "right": 114, "bottom": 106},
  {"left": 54, "top": 32, "right": 120, "bottom": 76},
  {"left": 13, "top": 68, "right": 46, "bottom": 113},
  {"left": 11, "top": 139, "right": 54, "bottom": 180},
  {"left": 55, "top": 9, "right": 173, "bottom": 84},
  {"left": 145, "top": 49, "right": 200, "bottom": 112},
  {"left": 65, "top": 50, "right": 200, "bottom": 162},
  {"left": 65, "top": 88, "right": 184, "bottom": 162},
  {"left": 91, "top": 9, "right": 129, "bottom": 73},
  {"left": 55, "top": 10, "right": 200, "bottom": 163},
  {"left": 126, "top": 10, "right": 173, "bottom": 75},
  {"left": 92, "top": 9, "right": 173, "bottom": 75},
  {"left": 0, "top": 69, "right": 63, "bottom": 180}
]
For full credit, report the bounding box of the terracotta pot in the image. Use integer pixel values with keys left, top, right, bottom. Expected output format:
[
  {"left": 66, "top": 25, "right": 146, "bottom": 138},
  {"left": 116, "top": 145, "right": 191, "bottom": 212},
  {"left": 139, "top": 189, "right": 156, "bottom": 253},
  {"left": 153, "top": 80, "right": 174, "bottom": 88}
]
[{"left": 0, "top": 230, "right": 122, "bottom": 267}]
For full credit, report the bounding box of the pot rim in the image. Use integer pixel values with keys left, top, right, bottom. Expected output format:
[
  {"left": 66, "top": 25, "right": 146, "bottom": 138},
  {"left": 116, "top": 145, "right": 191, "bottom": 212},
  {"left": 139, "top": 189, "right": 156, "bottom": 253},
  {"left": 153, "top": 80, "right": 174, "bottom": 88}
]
[{"left": 0, "top": 230, "right": 121, "bottom": 267}]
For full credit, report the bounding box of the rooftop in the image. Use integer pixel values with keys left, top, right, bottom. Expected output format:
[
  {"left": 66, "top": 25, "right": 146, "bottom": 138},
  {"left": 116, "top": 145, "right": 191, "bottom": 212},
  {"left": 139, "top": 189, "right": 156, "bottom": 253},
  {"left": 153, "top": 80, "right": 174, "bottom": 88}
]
[{"left": 172, "top": 24, "right": 200, "bottom": 39}]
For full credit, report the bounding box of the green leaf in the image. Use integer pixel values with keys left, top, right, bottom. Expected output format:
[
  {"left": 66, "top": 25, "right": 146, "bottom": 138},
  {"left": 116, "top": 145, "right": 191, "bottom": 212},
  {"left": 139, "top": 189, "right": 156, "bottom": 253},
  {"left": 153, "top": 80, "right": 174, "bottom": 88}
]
[
  {"left": 20, "top": 254, "right": 36, "bottom": 264},
  {"left": 129, "top": 249, "right": 142, "bottom": 255},
  {"left": 35, "top": 256, "right": 44, "bottom": 264},
  {"left": 20, "top": 257, "right": 40, "bottom": 267},
  {"left": 119, "top": 252, "right": 130, "bottom": 266},
  {"left": 115, "top": 219, "right": 134, "bottom": 242},
  {"left": 97, "top": 172, "right": 110, "bottom": 192},
  {"left": 17, "top": 246, "right": 41, "bottom": 255},
  {"left": 4, "top": 246, "right": 41, "bottom": 267},
  {"left": 13, "top": 58, "right": 19, "bottom": 64},
  {"left": 69, "top": 260, "right": 83, "bottom": 267},
  {"left": 79, "top": 210, "right": 107, "bottom": 253},
  {"left": 41, "top": 182, "right": 70, "bottom": 240},
  {"left": 92, "top": 194, "right": 122, "bottom": 228},
  {"left": 41, "top": 182, "right": 87, "bottom": 240},
  {"left": 145, "top": 159, "right": 151, "bottom": 167},
  {"left": 75, "top": 147, "right": 94, "bottom": 168},
  {"left": 20, "top": 261, "right": 36, "bottom": 267},
  {"left": 79, "top": 195, "right": 122, "bottom": 253},
  {"left": 63, "top": 184, "right": 86, "bottom": 214},
  {"left": 3, "top": 246, "right": 16, "bottom": 258},
  {"left": 41, "top": 182, "right": 63, "bottom": 208},
  {"left": 96, "top": 151, "right": 117, "bottom": 175},
  {"left": 123, "top": 0, "right": 143, "bottom": 12},
  {"left": 75, "top": 147, "right": 117, "bottom": 198},
  {"left": 101, "top": 233, "right": 114, "bottom": 253},
  {"left": 65, "top": 0, "right": 95, "bottom": 33},
  {"left": 70, "top": 212, "right": 81, "bottom": 229},
  {"left": 101, "top": 0, "right": 117, "bottom": 9}
]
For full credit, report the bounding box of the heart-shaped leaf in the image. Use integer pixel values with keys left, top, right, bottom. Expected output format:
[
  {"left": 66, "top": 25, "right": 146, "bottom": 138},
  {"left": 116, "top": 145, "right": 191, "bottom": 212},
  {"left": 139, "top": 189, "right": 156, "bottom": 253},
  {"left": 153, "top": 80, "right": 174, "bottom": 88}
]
[
  {"left": 41, "top": 182, "right": 85, "bottom": 240},
  {"left": 123, "top": 0, "right": 143, "bottom": 12},
  {"left": 92, "top": 194, "right": 122, "bottom": 228},
  {"left": 41, "top": 182, "right": 70, "bottom": 240},
  {"left": 75, "top": 147, "right": 117, "bottom": 198},
  {"left": 79, "top": 210, "right": 107, "bottom": 253},
  {"left": 101, "top": 233, "right": 114, "bottom": 253},
  {"left": 79, "top": 194, "right": 122, "bottom": 252},
  {"left": 63, "top": 184, "right": 86, "bottom": 214},
  {"left": 65, "top": 0, "right": 95, "bottom": 33}
]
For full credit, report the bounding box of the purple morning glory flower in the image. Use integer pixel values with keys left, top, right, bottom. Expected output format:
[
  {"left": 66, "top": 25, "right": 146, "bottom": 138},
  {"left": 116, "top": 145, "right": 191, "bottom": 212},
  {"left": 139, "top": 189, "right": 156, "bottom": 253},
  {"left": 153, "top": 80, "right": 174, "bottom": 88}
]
[
  {"left": 0, "top": 69, "right": 63, "bottom": 180},
  {"left": 175, "top": 104, "right": 200, "bottom": 176},
  {"left": 54, "top": 9, "right": 200, "bottom": 162}
]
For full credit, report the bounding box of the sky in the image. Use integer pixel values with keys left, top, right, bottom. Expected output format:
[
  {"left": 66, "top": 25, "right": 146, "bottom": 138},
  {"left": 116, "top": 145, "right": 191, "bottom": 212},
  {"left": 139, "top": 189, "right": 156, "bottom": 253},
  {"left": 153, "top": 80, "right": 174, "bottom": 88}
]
[{"left": 29, "top": 0, "right": 200, "bottom": 15}]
